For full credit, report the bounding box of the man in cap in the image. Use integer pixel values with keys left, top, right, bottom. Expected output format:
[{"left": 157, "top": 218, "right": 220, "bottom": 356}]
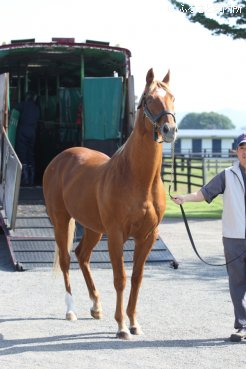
[{"left": 172, "top": 133, "right": 246, "bottom": 342}]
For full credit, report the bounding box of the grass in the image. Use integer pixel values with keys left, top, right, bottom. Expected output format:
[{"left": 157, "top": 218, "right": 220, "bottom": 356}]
[{"left": 163, "top": 183, "right": 223, "bottom": 219}]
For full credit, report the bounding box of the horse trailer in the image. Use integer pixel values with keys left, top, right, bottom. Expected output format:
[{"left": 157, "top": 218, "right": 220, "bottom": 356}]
[{"left": 0, "top": 38, "right": 135, "bottom": 229}]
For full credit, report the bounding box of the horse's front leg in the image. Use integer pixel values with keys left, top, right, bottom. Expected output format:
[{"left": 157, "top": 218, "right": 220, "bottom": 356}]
[
  {"left": 127, "top": 230, "right": 157, "bottom": 335},
  {"left": 108, "top": 232, "right": 131, "bottom": 340}
]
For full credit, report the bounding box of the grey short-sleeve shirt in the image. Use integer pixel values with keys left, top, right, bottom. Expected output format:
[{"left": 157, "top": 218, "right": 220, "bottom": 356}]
[
  {"left": 201, "top": 164, "right": 246, "bottom": 204},
  {"left": 200, "top": 171, "right": 225, "bottom": 204}
]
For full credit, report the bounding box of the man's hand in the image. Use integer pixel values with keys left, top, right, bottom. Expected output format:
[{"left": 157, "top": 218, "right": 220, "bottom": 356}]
[{"left": 171, "top": 195, "right": 185, "bottom": 205}]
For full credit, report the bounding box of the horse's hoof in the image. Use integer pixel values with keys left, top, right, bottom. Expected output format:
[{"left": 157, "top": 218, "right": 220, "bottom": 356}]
[
  {"left": 66, "top": 311, "right": 77, "bottom": 321},
  {"left": 116, "top": 330, "right": 132, "bottom": 340},
  {"left": 130, "top": 326, "right": 143, "bottom": 335},
  {"left": 90, "top": 308, "right": 102, "bottom": 320}
]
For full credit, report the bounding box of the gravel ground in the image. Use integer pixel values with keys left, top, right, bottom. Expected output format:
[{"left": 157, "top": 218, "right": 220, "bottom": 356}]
[{"left": 0, "top": 217, "right": 245, "bottom": 369}]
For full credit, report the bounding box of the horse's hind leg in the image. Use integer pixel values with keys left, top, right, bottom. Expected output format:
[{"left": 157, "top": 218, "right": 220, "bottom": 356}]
[
  {"left": 75, "top": 228, "right": 103, "bottom": 319},
  {"left": 53, "top": 214, "right": 76, "bottom": 321}
]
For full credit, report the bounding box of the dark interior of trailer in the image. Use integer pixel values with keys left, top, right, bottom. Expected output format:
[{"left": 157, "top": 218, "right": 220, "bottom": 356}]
[{"left": 1, "top": 41, "right": 131, "bottom": 185}]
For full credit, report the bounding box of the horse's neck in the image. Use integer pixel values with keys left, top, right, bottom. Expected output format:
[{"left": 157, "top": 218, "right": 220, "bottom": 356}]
[{"left": 122, "top": 111, "right": 163, "bottom": 187}]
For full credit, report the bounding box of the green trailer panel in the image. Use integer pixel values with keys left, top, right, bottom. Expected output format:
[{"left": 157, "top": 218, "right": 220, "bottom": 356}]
[
  {"left": 83, "top": 77, "right": 123, "bottom": 140},
  {"left": 8, "top": 108, "right": 19, "bottom": 147}
]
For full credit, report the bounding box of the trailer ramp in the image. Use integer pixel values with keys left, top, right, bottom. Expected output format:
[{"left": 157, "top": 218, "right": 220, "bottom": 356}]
[{"left": 2, "top": 187, "right": 178, "bottom": 271}]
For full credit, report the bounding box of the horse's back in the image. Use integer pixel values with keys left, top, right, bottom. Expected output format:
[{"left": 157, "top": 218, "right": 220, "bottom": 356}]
[{"left": 44, "top": 146, "right": 108, "bottom": 182}]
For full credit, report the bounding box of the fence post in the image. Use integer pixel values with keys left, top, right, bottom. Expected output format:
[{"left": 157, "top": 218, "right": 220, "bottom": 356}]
[
  {"left": 215, "top": 159, "right": 218, "bottom": 174},
  {"left": 181, "top": 155, "right": 184, "bottom": 171},
  {"left": 174, "top": 156, "right": 177, "bottom": 191},
  {"left": 202, "top": 157, "right": 206, "bottom": 185},
  {"left": 187, "top": 158, "right": 191, "bottom": 193},
  {"left": 161, "top": 156, "right": 164, "bottom": 181}
]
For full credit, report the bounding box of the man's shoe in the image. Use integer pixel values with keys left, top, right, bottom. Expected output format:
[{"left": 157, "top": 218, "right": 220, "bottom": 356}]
[{"left": 230, "top": 328, "right": 246, "bottom": 342}]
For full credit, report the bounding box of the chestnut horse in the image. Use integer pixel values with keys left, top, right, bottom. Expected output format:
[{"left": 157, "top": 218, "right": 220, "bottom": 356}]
[{"left": 43, "top": 68, "right": 176, "bottom": 340}]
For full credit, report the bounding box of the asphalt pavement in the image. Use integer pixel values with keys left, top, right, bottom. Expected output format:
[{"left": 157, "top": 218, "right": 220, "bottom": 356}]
[{"left": 0, "top": 217, "right": 245, "bottom": 369}]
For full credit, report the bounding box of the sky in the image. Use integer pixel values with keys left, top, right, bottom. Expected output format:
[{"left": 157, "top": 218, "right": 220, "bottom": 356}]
[{"left": 1, "top": 0, "right": 246, "bottom": 125}]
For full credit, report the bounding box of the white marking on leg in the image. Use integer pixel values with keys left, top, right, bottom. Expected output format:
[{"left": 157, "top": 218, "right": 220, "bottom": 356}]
[
  {"left": 130, "top": 321, "right": 144, "bottom": 335},
  {"left": 117, "top": 322, "right": 132, "bottom": 340},
  {"left": 91, "top": 299, "right": 102, "bottom": 313},
  {"left": 65, "top": 292, "right": 77, "bottom": 321},
  {"left": 90, "top": 298, "right": 103, "bottom": 319}
]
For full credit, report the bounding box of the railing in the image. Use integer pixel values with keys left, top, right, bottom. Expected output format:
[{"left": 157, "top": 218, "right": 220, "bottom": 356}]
[
  {"left": 203, "top": 157, "right": 237, "bottom": 182},
  {"left": 161, "top": 155, "right": 205, "bottom": 193},
  {"left": 0, "top": 130, "right": 22, "bottom": 229},
  {"left": 161, "top": 154, "right": 238, "bottom": 193},
  {"left": 166, "top": 148, "right": 237, "bottom": 158}
]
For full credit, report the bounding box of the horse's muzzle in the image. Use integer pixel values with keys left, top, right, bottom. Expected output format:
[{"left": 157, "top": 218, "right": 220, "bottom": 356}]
[{"left": 161, "top": 123, "right": 177, "bottom": 143}]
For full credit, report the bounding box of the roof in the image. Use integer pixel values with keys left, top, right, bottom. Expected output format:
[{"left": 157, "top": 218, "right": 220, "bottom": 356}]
[
  {"left": 177, "top": 129, "right": 246, "bottom": 139},
  {"left": 0, "top": 40, "right": 132, "bottom": 78}
]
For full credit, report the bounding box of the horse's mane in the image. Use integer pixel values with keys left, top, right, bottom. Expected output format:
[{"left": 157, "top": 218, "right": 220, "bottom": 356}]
[{"left": 114, "top": 141, "right": 127, "bottom": 155}]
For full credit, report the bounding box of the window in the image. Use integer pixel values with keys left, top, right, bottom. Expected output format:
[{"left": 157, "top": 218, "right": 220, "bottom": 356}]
[
  {"left": 212, "top": 139, "right": 221, "bottom": 156},
  {"left": 192, "top": 139, "right": 201, "bottom": 154},
  {"left": 174, "top": 138, "right": 181, "bottom": 153}
]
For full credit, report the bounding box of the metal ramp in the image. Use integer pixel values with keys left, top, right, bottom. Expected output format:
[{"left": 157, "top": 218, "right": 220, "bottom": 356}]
[{"left": 1, "top": 187, "right": 178, "bottom": 271}]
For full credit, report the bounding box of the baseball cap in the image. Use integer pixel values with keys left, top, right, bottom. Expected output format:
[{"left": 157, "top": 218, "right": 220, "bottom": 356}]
[{"left": 236, "top": 133, "right": 246, "bottom": 148}]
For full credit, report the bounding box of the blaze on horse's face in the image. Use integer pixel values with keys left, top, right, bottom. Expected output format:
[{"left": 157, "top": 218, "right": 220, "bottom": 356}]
[{"left": 145, "top": 68, "right": 177, "bottom": 143}]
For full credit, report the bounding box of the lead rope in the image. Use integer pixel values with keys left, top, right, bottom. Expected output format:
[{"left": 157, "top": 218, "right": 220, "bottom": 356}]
[
  {"left": 168, "top": 144, "right": 246, "bottom": 267},
  {"left": 168, "top": 141, "right": 175, "bottom": 197}
]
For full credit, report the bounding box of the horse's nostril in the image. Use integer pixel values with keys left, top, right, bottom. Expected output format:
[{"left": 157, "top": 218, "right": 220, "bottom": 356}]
[{"left": 163, "top": 124, "right": 170, "bottom": 134}]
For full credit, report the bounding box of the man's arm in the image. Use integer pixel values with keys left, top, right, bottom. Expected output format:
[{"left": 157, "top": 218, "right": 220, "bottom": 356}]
[
  {"left": 171, "top": 190, "right": 205, "bottom": 205},
  {"left": 172, "top": 170, "right": 226, "bottom": 206}
]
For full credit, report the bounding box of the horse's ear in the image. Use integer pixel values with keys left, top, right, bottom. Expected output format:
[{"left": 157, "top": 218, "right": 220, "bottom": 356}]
[
  {"left": 163, "top": 70, "right": 170, "bottom": 85},
  {"left": 146, "top": 68, "right": 154, "bottom": 86}
]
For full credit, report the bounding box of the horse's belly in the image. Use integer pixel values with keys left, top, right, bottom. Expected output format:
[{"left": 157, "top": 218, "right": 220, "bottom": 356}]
[{"left": 63, "top": 186, "right": 105, "bottom": 234}]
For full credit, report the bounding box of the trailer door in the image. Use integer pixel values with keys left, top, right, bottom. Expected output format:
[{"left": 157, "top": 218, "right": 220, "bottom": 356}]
[
  {"left": 83, "top": 77, "right": 123, "bottom": 156},
  {"left": 0, "top": 73, "right": 22, "bottom": 230},
  {"left": 0, "top": 73, "right": 7, "bottom": 178},
  {"left": 126, "top": 75, "right": 135, "bottom": 135}
]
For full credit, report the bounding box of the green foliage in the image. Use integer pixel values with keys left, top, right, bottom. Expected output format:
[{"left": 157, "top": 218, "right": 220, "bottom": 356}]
[
  {"left": 168, "top": 0, "right": 246, "bottom": 40},
  {"left": 178, "top": 111, "right": 235, "bottom": 129}
]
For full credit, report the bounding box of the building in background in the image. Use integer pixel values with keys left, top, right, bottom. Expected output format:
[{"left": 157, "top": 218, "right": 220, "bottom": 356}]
[{"left": 163, "top": 129, "right": 244, "bottom": 157}]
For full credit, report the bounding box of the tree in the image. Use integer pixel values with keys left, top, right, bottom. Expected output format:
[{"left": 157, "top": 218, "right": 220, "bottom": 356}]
[
  {"left": 178, "top": 112, "right": 235, "bottom": 129},
  {"left": 168, "top": 0, "right": 246, "bottom": 40}
]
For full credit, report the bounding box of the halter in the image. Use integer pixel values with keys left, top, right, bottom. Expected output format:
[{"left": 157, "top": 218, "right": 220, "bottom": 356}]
[{"left": 137, "top": 92, "right": 176, "bottom": 143}]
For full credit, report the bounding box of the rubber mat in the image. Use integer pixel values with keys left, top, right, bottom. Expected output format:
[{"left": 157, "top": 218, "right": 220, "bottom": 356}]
[{"left": 3, "top": 187, "right": 178, "bottom": 271}]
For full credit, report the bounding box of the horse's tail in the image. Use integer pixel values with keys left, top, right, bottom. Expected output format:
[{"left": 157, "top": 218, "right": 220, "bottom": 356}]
[{"left": 53, "top": 218, "right": 76, "bottom": 272}]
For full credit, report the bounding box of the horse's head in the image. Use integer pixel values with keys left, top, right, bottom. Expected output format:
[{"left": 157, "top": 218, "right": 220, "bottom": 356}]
[{"left": 138, "top": 68, "right": 177, "bottom": 144}]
